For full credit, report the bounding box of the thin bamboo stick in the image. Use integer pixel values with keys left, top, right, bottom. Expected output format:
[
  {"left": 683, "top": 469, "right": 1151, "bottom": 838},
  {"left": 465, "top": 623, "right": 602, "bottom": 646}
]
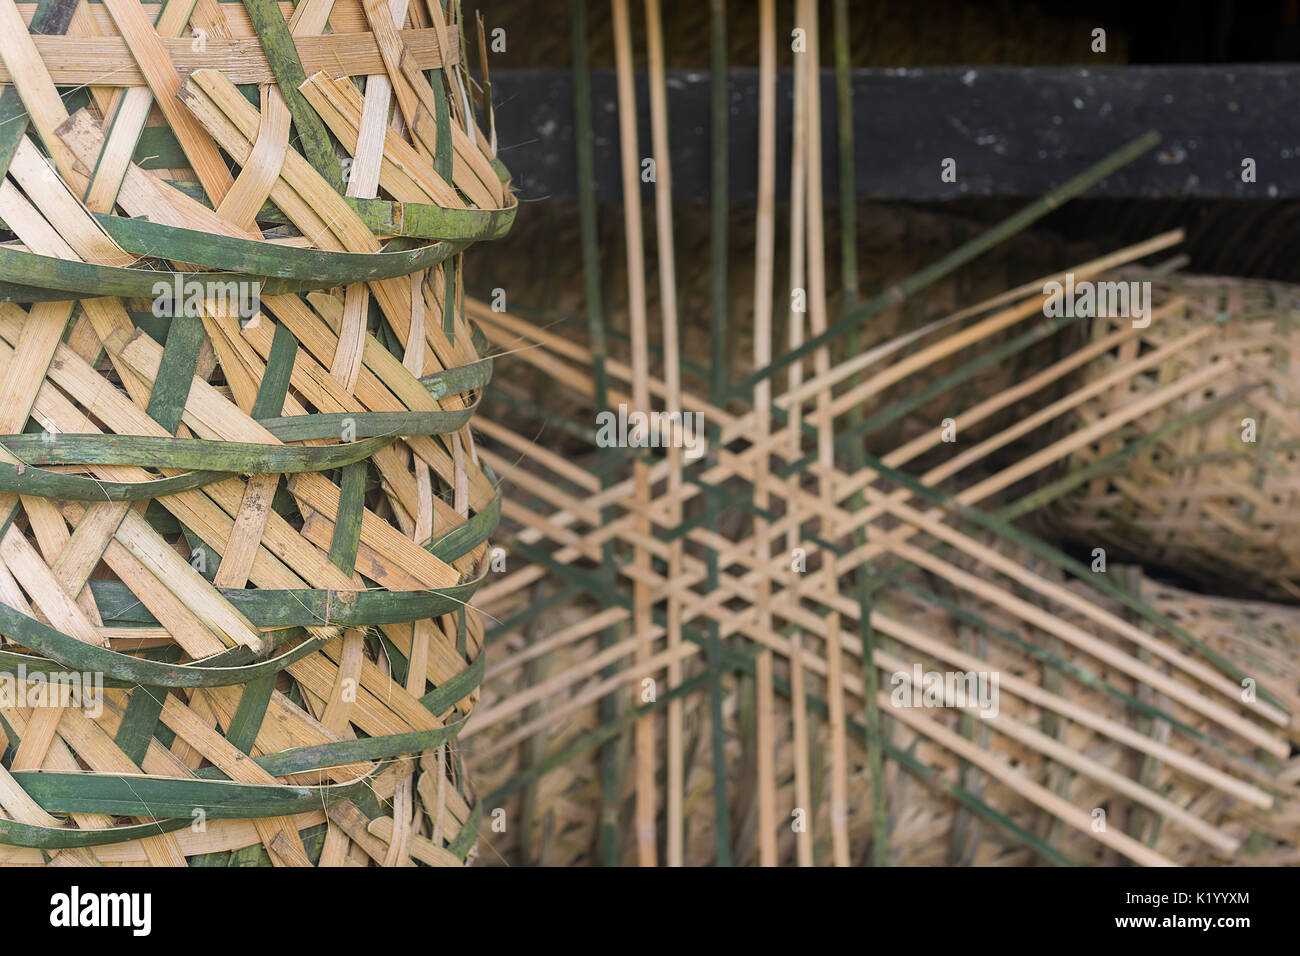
[
  {"left": 610, "top": 0, "right": 657, "bottom": 868},
  {"left": 751, "top": 0, "right": 778, "bottom": 869},
  {"left": 644, "top": 0, "right": 685, "bottom": 868},
  {"left": 784, "top": 0, "right": 812, "bottom": 867}
]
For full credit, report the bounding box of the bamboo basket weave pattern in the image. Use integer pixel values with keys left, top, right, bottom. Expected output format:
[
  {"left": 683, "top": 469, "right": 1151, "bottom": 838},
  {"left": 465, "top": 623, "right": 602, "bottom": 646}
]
[
  {"left": 0, "top": 0, "right": 514, "bottom": 865},
  {"left": 1054, "top": 275, "right": 1300, "bottom": 601}
]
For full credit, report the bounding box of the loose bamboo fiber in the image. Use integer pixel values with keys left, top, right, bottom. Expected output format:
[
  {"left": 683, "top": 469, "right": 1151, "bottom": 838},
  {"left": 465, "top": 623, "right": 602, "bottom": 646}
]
[
  {"left": 1052, "top": 274, "right": 1300, "bottom": 601},
  {"left": 0, "top": 0, "right": 513, "bottom": 865}
]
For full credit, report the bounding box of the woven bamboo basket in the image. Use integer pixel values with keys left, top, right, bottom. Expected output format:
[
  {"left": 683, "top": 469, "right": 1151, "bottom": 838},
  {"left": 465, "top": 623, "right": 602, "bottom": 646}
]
[
  {"left": 0, "top": 0, "right": 513, "bottom": 865},
  {"left": 1052, "top": 275, "right": 1300, "bottom": 601}
]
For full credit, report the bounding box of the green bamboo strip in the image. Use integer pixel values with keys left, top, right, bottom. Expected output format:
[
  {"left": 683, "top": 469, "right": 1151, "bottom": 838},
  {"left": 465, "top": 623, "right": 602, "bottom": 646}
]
[
  {"left": 226, "top": 675, "right": 277, "bottom": 754},
  {"left": 327, "top": 460, "right": 366, "bottom": 573},
  {"left": 240, "top": 0, "right": 342, "bottom": 190},
  {"left": 570, "top": 0, "right": 623, "bottom": 869},
  {"left": 145, "top": 314, "right": 205, "bottom": 432},
  {"left": 114, "top": 686, "right": 167, "bottom": 766}
]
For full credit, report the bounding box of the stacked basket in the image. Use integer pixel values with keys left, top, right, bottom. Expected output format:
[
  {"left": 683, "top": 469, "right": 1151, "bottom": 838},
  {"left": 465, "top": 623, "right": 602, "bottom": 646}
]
[
  {"left": 1053, "top": 274, "right": 1300, "bottom": 601},
  {"left": 0, "top": 0, "right": 512, "bottom": 865}
]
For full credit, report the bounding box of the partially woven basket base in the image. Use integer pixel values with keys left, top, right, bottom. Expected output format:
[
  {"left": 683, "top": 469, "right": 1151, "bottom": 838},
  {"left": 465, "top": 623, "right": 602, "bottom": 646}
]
[
  {"left": 0, "top": 0, "right": 513, "bottom": 865},
  {"left": 474, "top": 554, "right": 1299, "bottom": 867}
]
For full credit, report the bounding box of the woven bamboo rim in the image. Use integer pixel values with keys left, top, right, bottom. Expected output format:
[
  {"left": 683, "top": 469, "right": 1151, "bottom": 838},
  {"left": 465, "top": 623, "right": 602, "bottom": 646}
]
[
  {"left": 0, "top": 0, "right": 513, "bottom": 865},
  {"left": 1053, "top": 274, "right": 1300, "bottom": 601}
]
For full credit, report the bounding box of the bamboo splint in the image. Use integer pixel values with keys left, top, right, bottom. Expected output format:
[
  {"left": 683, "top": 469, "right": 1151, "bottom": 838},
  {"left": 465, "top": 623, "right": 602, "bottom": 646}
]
[{"left": 0, "top": 0, "right": 512, "bottom": 866}]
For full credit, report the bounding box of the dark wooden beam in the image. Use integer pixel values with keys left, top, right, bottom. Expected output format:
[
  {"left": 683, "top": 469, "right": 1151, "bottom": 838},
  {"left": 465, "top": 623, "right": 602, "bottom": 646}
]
[{"left": 492, "top": 66, "right": 1299, "bottom": 202}]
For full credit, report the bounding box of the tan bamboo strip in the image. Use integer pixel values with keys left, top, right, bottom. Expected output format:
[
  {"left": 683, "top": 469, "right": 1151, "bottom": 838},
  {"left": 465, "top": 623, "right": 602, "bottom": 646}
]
[
  {"left": 7, "top": 138, "right": 132, "bottom": 264},
  {"left": 0, "top": 0, "right": 85, "bottom": 179},
  {"left": 21, "top": 0, "right": 353, "bottom": 33},
  {"left": 299, "top": 71, "right": 462, "bottom": 207},
  {"left": 783, "top": 0, "right": 813, "bottom": 870},
  {"left": 610, "top": 0, "right": 656, "bottom": 867},
  {"left": 775, "top": 230, "right": 1186, "bottom": 412},
  {"left": 215, "top": 85, "right": 291, "bottom": 230},
  {"left": 797, "top": 0, "right": 832, "bottom": 469},
  {"left": 824, "top": 608, "right": 851, "bottom": 866},
  {"left": 788, "top": 627, "right": 814, "bottom": 866},
  {"left": 357, "top": 0, "right": 501, "bottom": 208},
  {"left": 470, "top": 300, "right": 734, "bottom": 428},
  {"left": 643, "top": 0, "right": 685, "bottom": 868},
  {"left": 83, "top": 0, "right": 201, "bottom": 215},
  {"left": 65, "top": 0, "right": 129, "bottom": 119},
  {"left": 0, "top": 24, "right": 459, "bottom": 86},
  {"left": 334, "top": 0, "right": 412, "bottom": 392},
  {"left": 797, "top": 0, "right": 850, "bottom": 868},
  {"left": 751, "top": 0, "right": 778, "bottom": 869}
]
